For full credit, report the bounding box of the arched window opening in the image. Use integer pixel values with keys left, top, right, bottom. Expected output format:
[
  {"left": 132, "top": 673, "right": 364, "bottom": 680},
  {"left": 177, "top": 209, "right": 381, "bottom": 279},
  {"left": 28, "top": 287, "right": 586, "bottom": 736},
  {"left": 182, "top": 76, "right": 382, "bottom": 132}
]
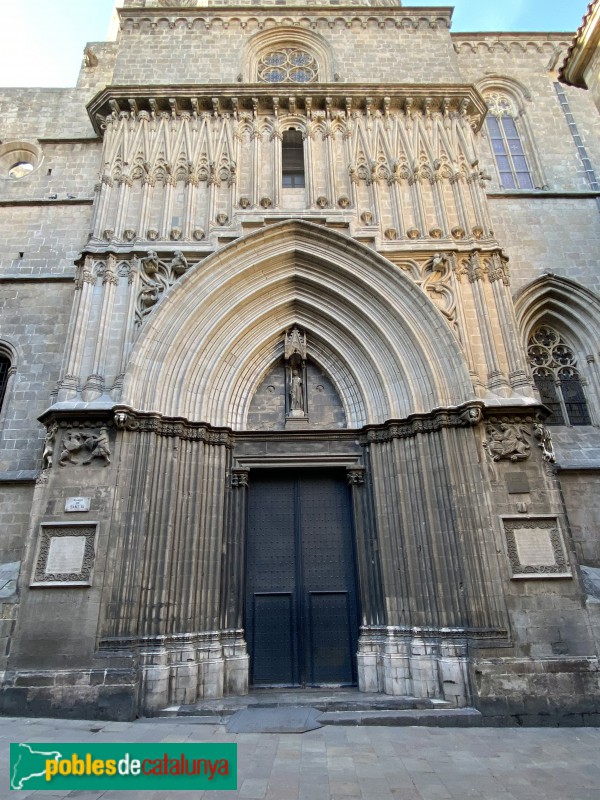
[
  {"left": 282, "top": 129, "right": 305, "bottom": 188},
  {"left": 485, "top": 92, "right": 534, "bottom": 190},
  {"left": 528, "top": 325, "right": 591, "bottom": 426},
  {"left": 258, "top": 48, "right": 318, "bottom": 84},
  {"left": 0, "top": 355, "right": 11, "bottom": 413}
]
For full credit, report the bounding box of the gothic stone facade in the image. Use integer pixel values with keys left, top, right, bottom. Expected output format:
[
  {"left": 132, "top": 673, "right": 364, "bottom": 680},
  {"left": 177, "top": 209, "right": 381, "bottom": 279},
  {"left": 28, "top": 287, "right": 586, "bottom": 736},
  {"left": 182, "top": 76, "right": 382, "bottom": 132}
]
[{"left": 1, "top": 0, "right": 600, "bottom": 724}]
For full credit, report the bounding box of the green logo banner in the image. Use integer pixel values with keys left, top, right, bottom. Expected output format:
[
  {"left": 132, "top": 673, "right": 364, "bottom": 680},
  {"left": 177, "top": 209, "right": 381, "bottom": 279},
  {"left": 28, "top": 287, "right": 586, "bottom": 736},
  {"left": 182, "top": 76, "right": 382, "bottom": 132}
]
[{"left": 10, "top": 742, "right": 237, "bottom": 791}]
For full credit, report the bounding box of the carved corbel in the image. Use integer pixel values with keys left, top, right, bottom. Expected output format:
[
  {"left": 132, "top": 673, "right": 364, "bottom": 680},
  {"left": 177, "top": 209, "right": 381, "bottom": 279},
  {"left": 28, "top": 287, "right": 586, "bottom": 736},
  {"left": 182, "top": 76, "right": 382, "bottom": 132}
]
[
  {"left": 231, "top": 469, "right": 249, "bottom": 489},
  {"left": 347, "top": 467, "right": 365, "bottom": 486}
]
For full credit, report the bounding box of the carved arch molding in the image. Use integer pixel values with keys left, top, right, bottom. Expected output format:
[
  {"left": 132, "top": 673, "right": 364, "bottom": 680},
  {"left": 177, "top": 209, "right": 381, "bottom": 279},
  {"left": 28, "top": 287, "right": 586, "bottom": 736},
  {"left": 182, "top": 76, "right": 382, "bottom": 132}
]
[{"left": 122, "top": 220, "right": 474, "bottom": 428}]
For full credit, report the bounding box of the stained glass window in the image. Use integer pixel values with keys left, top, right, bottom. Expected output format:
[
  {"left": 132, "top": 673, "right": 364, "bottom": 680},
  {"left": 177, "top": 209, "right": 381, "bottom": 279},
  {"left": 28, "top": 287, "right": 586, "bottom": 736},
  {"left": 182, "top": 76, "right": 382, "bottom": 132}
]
[
  {"left": 258, "top": 49, "right": 317, "bottom": 84},
  {"left": 528, "top": 326, "right": 591, "bottom": 426},
  {"left": 485, "top": 93, "right": 534, "bottom": 190}
]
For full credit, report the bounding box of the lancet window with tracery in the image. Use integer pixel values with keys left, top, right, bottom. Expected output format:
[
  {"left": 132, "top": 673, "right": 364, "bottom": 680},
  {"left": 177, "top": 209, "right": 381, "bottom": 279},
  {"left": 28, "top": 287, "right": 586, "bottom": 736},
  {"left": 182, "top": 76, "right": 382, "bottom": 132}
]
[
  {"left": 528, "top": 325, "right": 591, "bottom": 425},
  {"left": 485, "top": 92, "right": 534, "bottom": 191}
]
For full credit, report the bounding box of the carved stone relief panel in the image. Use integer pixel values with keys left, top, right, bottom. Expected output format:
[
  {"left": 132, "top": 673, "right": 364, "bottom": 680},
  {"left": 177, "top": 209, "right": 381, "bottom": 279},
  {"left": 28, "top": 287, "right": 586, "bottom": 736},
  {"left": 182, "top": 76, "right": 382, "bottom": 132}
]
[
  {"left": 392, "top": 253, "right": 458, "bottom": 334},
  {"left": 484, "top": 422, "right": 531, "bottom": 462},
  {"left": 58, "top": 427, "right": 112, "bottom": 467}
]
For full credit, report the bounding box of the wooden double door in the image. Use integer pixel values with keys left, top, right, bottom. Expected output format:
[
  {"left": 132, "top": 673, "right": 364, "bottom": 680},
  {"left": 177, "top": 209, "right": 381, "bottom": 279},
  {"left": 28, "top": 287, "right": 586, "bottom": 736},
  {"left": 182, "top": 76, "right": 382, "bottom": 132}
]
[{"left": 245, "top": 469, "right": 359, "bottom": 687}]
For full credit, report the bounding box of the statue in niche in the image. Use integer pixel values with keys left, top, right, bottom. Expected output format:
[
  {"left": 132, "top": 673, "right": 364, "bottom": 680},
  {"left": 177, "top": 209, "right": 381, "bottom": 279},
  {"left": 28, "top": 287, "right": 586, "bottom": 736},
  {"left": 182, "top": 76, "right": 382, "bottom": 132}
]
[
  {"left": 290, "top": 369, "right": 304, "bottom": 412},
  {"left": 284, "top": 326, "right": 308, "bottom": 423}
]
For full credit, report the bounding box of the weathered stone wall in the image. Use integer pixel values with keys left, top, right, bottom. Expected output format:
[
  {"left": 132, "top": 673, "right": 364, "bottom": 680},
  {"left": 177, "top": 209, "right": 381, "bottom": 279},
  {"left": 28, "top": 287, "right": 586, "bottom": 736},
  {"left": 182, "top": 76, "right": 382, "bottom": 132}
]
[
  {"left": 559, "top": 470, "right": 600, "bottom": 566},
  {"left": 0, "top": 142, "right": 101, "bottom": 206},
  {"left": 113, "top": 8, "right": 459, "bottom": 86},
  {"left": 0, "top": 282, "right": 72, "bottom": 471},
  {"left": 486, "top": 197, "right": 600, "bottom": 296}
]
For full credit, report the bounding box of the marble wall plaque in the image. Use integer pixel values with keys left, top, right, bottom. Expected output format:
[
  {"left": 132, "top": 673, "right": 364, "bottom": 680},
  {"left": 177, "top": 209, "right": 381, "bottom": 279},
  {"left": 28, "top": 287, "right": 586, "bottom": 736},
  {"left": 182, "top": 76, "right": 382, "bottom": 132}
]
[
  {"left": 46, "top": 536, "right": 87, "bottom": 574},
  {"left": 65, "top": 497, "right": 91, "bottom": 512},
  {"left": 513, "top": 527, "right": 556, "bottom": 566},
  {"left": 31, "top": 524, "right": 96, "bottom": 587},
  {"left": 503, "top": 517, "right": 571, "bottom": 579}
]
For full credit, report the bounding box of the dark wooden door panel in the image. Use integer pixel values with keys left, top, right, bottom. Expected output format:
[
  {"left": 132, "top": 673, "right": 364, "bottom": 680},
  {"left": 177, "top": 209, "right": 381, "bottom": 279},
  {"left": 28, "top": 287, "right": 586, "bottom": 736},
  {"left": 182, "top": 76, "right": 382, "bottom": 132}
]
[
  {"left": 307, "top": 591, "right": 354, "bottom": 684},
  {"left": 252, "top": 593, "right": 295, "bottom": 686},
  {"left": 246, "top": 469, "right": 358, "bottom": 687}
]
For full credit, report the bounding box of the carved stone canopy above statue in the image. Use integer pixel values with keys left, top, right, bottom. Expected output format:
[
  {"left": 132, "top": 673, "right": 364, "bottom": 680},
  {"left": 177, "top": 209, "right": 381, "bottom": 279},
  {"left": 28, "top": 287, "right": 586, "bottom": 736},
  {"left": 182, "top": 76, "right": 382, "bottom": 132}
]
[{"left": 284, "top": 326, "right": 307, "bottom": 362}]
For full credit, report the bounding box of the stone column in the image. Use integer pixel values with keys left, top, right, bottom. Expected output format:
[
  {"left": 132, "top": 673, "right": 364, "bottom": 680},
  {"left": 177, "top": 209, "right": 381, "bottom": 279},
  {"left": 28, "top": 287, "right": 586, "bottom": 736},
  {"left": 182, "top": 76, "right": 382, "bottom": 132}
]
[
  {"left": 487, "top": 253, "right": 532, "bottom": 393},
  {"left": 389, "top": 177, "right": 406, "bottom": 239},
  {"left": 139, "top": 176, "right": 155, "bottom": 238},
  {"left": 57, "top": 257, "right": 96, "bottom": 401},
  {"left": 183, "top": 176, "right": 198, "bottom": 241},
  {"left": 382, "top": 630, "right": 413, "bottom": 696},
  {"left": 410, "top": 636, "right": 441, "bottom": 699},
  {"left": 220, "top": 468, "right": 250, "bottom": 696},
  {"left": 95, "top": 175, "right": 114, "bottom": 240},
  {"left": 139, "top": 644, "right": 170, "bottom": 716},
  {"left": 439, "top": 638, "right": 470, "bottom": 707},
  {"left": 467, "top": 252, "right": 510, "bottom": 394},
  {"left": 160, "top": 174, "right": 175, "bottom": 239},
  {"left": 82, "top": 255, "right": 118, "bottom": 400},
  {"left": 449, "top": 172, "right": 470, "bottom": 234},
  {"left": 430, "top": 174, "right": 449, "bottom": 235},
  {"left": 114, "top": 174, "right": 132, "bottom": 240},
  {"left": 348, "top": 462, "right": 386, "bottom": 693}
]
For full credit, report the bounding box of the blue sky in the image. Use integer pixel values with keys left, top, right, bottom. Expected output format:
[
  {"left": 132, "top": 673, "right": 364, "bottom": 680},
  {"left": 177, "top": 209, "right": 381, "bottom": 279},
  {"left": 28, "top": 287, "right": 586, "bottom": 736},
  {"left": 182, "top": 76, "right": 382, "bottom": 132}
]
[{"left": 0, "top": 0, "right": 590, "bottom": 88}]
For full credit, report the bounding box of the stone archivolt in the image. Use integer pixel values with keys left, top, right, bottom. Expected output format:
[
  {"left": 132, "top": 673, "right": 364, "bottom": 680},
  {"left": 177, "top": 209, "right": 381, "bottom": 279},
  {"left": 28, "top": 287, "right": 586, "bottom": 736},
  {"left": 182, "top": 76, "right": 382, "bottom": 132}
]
[{"left": 121, "top": 220, "right": 476, "bottom": 427}]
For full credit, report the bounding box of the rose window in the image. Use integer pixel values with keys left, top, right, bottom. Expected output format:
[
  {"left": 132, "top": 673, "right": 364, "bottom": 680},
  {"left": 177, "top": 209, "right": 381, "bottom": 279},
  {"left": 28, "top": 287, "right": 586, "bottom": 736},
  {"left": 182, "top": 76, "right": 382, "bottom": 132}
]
[{"left": 258, "top": 49, "right": 318, "bottom": 84}]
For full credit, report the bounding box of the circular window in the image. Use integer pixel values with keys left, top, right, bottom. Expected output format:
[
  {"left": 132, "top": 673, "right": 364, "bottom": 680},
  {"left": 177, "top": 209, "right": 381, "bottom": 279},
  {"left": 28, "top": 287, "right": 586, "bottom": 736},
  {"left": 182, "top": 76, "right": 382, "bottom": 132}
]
[
  {"left": 0, "top": 141, "right": 42, "bottom": 181},
  {"left": 258, "top": 49, "right": 317, "bottom": 84},
  {"left": 8, "top": 161, "right": 34, "bottom": 179}
]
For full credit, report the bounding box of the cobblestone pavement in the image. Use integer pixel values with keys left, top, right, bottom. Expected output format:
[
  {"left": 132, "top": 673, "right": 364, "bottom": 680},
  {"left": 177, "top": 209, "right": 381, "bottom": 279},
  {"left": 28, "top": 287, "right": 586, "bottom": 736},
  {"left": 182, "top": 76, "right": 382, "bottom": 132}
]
[{"left": 1, "top": 716, "right": 599, "bottom": 800}]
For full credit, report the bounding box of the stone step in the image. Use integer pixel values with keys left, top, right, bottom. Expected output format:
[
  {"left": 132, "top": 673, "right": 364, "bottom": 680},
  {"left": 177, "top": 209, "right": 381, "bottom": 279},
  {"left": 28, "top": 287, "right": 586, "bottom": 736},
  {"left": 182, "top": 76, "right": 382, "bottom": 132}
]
[
  {"left": 157, "top": 704, "right": 482, "bottom": 728},
  {"left": 157, "top": 689, "right": 476, "bottom": 726},
  {"left": 317, "top": 708, "right": 483, "bottom": 727}
]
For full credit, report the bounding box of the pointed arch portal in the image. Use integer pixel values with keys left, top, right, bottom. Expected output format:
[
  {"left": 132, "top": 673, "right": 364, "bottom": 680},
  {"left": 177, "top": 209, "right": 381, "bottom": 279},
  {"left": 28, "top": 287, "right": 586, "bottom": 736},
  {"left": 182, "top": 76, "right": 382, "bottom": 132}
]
[{"left": 123, "top": 220, "right": 474, "bottom": 429}]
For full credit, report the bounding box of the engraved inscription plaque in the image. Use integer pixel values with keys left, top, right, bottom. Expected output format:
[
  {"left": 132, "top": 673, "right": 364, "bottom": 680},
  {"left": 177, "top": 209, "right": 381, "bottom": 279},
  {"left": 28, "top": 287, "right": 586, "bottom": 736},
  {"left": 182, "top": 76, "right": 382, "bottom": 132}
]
[
  {"left": 46, "top": 536, "right": 87, "bottom": 574},
  {"left": 503, "top": 517, "right": 571, "bottom": 579},
  {"left": 65, "top": 497, "right": 91, "bottom": 513},
  {"left": 514, "top": 527, "right": 556, "bottom": 566},
  {"left": 31, "top": 524, "right": 96, "bottom": 587}
]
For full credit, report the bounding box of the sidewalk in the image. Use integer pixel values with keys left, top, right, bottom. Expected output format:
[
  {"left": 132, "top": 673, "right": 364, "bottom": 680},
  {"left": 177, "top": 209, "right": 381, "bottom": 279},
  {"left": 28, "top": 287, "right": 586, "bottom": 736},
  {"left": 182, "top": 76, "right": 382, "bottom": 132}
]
[{"left": 1, "top": 715, "right": 599, "bottom": 800}]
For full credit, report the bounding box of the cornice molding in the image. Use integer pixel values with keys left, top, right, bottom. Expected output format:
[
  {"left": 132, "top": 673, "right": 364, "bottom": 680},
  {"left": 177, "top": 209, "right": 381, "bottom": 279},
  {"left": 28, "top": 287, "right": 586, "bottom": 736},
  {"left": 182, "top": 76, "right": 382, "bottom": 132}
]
[
  {"left": 560, "top": 0, "right": 600, "bottom": 88},
  {"left": 117, "top": 6, "right": 453, "bottom": 26},
  {"left": 360, "top": 402, "right": 485, "bottom": 444},
  {"left": 87, "top": 83, "right": 487, "bottom": 136},
  {"left": 453, "top": 32, "right": 571, "bottom": 57}
]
